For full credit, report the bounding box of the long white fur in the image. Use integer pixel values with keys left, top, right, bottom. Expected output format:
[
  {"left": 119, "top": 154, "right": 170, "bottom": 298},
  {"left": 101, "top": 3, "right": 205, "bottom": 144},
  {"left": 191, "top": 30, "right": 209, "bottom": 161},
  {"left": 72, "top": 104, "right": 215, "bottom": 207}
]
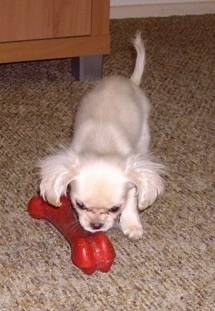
[{"left": 39, "top": 32, "right": 165, "bottom": 240}]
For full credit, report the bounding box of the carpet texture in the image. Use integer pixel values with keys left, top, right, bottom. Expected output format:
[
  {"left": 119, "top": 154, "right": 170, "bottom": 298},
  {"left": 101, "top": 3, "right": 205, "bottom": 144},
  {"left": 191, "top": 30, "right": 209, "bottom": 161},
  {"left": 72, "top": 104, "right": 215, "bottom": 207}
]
[{"left": 1, "top": 15, "right": 215, "bottom": 311}]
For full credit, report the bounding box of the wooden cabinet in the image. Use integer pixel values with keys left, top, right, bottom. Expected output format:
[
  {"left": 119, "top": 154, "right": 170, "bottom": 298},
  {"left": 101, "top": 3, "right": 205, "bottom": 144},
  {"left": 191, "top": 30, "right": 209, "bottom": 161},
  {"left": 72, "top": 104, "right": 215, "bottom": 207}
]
[
  {"left": 0, "top": 0, "right": 92, "bottom": 42},
  {"left": 0, "top": 0, "right": 110, "bottom": 79}
]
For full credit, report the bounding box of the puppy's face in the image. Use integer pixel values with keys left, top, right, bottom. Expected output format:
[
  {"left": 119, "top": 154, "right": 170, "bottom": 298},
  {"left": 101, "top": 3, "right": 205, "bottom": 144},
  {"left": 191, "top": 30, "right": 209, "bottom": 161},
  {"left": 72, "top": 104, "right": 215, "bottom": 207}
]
[{"left": 70, "top": 159, "right": 129, "bottom": 233}]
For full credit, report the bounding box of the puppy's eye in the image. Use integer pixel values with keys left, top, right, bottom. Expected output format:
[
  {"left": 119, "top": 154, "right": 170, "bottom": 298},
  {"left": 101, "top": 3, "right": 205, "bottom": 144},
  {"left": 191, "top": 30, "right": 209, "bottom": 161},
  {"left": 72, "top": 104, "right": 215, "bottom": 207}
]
[
  {"left": 109, "top": 205, "right": 121, "bottom": 213},
  {"left": 75, "top": 200, "right": 87, "bottom": 210}
]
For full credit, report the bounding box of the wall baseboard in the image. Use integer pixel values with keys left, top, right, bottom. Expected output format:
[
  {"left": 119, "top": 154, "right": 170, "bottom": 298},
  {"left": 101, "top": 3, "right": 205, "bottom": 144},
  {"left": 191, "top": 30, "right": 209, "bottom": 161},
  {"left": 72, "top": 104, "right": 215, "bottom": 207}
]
[{"left": 110, "top": 1, "right": 215, "bottom": 18}]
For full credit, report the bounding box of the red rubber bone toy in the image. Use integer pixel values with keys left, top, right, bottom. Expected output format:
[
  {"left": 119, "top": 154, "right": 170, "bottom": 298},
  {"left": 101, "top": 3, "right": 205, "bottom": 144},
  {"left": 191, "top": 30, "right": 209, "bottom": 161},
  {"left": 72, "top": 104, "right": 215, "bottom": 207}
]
[{"left": 28, "top": 196, "right": 116, "bottom": 275}]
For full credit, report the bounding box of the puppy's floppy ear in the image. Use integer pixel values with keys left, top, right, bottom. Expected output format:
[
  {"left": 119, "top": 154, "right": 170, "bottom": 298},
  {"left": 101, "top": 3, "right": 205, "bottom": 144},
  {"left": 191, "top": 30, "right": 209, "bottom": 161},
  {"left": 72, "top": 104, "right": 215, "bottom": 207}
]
[
  {"left": 38, "top": 148, "right": 79, "bottom": 207},
  {"left": 125, "top": 154, "right": 165, "bottom": 210}
]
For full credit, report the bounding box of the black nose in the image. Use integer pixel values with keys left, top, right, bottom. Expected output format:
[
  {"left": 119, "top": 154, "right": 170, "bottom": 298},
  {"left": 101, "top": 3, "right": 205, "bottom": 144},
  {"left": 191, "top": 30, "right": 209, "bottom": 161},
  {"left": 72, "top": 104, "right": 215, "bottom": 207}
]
[{"left": 90, "top": 223, "right": 103, "bottom": 230}]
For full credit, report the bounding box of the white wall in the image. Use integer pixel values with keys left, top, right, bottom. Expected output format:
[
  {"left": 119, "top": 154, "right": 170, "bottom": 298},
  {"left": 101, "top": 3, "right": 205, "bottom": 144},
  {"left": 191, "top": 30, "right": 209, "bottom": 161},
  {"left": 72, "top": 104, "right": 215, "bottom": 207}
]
[{"left": 110, "top": 0, "right": 215, "bottom": 18}]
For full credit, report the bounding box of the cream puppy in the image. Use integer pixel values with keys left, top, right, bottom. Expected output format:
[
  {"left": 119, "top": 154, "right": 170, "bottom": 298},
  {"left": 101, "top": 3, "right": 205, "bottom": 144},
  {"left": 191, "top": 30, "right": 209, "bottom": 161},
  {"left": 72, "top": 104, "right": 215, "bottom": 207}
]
[{"left": 39, "top": 32, "right": 164, "bottom": 239}]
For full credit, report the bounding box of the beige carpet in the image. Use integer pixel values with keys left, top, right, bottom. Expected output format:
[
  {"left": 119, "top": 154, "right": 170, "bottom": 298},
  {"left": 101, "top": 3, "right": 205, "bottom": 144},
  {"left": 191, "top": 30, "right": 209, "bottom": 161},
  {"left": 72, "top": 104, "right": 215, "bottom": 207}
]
[{"left": 1, "top": 15, "right": 215, "bottom": 311}]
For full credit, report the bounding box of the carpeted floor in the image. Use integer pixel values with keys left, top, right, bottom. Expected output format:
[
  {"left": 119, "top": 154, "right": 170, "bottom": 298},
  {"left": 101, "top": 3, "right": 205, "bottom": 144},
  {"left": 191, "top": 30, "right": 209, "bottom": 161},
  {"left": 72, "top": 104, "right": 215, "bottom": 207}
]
[{"left": 1, "top": 14, "right": 215, "bottom": 311}]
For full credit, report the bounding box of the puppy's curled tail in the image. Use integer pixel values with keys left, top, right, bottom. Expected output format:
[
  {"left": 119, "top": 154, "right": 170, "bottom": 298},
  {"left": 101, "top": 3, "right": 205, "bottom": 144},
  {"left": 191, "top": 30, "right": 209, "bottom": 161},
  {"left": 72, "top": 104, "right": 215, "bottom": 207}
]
[{"left": 130, "top": 31, "right": 145, "bottom": 86}]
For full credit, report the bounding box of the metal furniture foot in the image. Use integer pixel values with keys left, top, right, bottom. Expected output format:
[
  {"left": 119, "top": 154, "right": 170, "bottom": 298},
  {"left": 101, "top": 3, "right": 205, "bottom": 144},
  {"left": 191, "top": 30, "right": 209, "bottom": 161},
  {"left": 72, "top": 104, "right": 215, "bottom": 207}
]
[{"left": 71, "top": 55, "right": 103, "bottom": 81}]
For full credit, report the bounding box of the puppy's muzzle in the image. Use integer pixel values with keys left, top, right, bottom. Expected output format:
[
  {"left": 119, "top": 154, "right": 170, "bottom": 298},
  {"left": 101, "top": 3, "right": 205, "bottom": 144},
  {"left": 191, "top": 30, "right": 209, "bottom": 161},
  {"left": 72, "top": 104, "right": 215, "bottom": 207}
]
[{"left": 90, "top": 222, "right": 103, "bottom": 230}]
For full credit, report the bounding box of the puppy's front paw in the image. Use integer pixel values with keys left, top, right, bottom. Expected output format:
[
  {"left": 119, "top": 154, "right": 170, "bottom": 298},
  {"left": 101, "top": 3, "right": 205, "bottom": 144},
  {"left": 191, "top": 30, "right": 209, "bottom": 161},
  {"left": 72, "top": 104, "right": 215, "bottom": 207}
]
[{"left": 120, "top": 219, "right": 143, "bottom": 240}]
